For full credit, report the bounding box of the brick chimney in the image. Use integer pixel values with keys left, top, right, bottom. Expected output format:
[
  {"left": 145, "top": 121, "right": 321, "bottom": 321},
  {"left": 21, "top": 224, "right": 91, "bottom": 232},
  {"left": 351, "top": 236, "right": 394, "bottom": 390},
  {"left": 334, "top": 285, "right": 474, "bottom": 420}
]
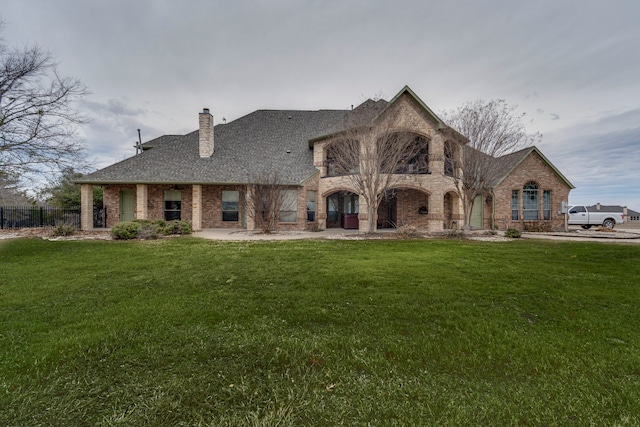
[
  {"left": 199, "top": 108, "right": 214, "bottom": 157},
  {"left": 596, "top": 203, "right": 601, "bottom": 210}
]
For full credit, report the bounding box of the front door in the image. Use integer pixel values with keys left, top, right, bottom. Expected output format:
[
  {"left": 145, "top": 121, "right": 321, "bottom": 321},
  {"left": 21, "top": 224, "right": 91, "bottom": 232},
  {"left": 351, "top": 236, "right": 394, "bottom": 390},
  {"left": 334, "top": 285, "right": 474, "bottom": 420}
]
[
  {"left": 377, "top": 195, "right": 397, "bottom": 229},
  {"left": 119, "top": 190, "right": 135, "bottom": 222},
  {"left": 470, "top": 195, "right": 483, "bottom": 229}
]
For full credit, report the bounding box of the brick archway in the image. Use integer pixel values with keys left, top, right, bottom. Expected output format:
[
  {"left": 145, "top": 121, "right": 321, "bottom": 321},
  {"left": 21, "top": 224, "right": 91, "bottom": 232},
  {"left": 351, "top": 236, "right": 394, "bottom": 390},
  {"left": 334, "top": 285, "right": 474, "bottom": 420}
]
[{"left": 444, "top": 191, "right": 461, "bottom": 229}]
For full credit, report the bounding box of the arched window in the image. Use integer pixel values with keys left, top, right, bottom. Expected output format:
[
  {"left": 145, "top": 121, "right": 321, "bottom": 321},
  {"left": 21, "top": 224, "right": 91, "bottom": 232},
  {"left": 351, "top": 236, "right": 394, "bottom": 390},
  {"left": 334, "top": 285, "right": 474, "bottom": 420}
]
[
  {"left": 395, "top": 136, "right": 429, "bottom": 174},
  {"left": 523, "top": 182, "right": 539, "bottom": 220},
  {"left": 325, "top": 141, "right": 359, "bottom": 177}
]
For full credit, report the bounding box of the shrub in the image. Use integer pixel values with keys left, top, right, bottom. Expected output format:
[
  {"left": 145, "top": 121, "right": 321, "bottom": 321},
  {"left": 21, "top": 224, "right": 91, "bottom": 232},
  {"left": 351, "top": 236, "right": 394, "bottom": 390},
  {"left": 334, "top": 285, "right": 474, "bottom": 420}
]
[
  {"left": 111, "top": 222, "right": 141, "bottom": 240},
  {"left": 396, "top": 225, "right": 423, "bottom": 239},
  {"left": 163, "top": 220, "right": 192, "bottom": 235},
  {"left": 51, "top": 224, "right": 76, "bottom": 237},
  {"left": 138, "top": 223, "right": 161, "bottom": 240},
  {"left": 308, "top": 223, "right": 322, "bottom": 232},
  {"left": 112, "top": 220, "right": 191, "bottom": 239},
  {"left": 523, "top": 221, "right": 553, "bottom": 232},
  {"left": 505, "top": 228, "right": 522, "bottom": 238},
  {"left": 442, "top": 229, "right": 466, "bottom": 240}
]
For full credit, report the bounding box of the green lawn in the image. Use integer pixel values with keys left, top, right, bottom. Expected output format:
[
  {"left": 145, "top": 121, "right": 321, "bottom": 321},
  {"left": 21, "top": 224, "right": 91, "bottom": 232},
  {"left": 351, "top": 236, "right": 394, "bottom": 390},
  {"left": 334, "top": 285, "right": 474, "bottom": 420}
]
[{"left": 1, "top": 237, "right": 640, "bottom": 426}]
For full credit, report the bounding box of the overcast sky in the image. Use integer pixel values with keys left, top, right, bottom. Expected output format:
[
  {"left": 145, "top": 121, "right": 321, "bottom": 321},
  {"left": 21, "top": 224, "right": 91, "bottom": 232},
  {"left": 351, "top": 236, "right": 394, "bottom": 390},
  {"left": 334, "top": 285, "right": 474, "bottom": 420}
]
[{"left": 3, "top": 0, "right": 639, "bottom": 209}]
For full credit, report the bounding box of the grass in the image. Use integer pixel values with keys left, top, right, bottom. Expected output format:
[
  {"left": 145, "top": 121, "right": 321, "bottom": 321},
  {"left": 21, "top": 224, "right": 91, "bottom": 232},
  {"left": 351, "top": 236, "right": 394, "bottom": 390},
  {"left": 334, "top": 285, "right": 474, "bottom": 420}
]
[{"left": 1, "top": 237, "right": 640, "bottom": 426}]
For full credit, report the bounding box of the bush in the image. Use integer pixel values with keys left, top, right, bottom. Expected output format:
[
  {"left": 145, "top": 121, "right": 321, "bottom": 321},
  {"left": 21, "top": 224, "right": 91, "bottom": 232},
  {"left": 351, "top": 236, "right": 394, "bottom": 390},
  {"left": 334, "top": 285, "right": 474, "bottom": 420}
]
[
  {"left": 505, "top": 228, "right": 522, "bottom": 238},
  {"left": 138, "top": 224, "right": 161, "bottom": 240},
  {"left": 396, "top": 225, "right": 423, "bottom": 239},
  {"left": 163, "top": 220, "right": 192, "bottom": 235},
  {"left": 307, "top": 223, "right": 322, "bottom": 232},
  {"left": 112, "top": 220, "right": 192, "bottom": 239},
  {"left": 442, "top": 229, "right": 466, "bottom": 240},
  {"left": 523, "top": 221, "right": 553, "bottom": 232},
  {"left": 111, "top": 222, "right": 142, "bottom": 240},
  {"left": 51, "top": 224, "right": 76, "bottom": 237}
]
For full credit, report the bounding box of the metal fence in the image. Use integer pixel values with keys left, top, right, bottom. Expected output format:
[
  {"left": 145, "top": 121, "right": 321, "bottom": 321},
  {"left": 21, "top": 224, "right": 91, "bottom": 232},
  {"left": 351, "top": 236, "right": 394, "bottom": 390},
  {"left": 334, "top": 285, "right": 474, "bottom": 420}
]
[{"left": 0, "top": 206, "right": 81, "bottom": 230}]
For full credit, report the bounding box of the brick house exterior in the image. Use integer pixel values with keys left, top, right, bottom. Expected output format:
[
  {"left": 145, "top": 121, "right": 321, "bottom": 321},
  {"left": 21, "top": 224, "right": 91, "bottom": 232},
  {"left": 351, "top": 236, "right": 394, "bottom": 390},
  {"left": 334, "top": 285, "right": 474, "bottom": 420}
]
[
  {"left": 77, "top": 86, "right": 573, "bottom": 232},
  {"left": 490, "top": 147, "right": 573, "bottom": 231}
]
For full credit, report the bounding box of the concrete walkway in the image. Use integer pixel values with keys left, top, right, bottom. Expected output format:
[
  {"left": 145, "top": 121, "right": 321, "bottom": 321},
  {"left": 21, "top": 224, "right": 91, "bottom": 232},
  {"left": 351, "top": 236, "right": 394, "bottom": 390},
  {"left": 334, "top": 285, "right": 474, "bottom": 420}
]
[
  {"left": 194, "top": 228, "right": 361, "bottom": 241},
  {"left": 192, "top": 226, "right": 640, "bottom": 243}
]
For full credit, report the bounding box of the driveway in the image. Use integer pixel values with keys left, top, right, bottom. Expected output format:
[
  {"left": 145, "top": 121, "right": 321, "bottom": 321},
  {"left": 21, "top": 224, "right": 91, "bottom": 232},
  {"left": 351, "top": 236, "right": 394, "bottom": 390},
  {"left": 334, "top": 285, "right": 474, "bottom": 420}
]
[{"left": 520, "top": 225, "right": 640, "bottom": 244}]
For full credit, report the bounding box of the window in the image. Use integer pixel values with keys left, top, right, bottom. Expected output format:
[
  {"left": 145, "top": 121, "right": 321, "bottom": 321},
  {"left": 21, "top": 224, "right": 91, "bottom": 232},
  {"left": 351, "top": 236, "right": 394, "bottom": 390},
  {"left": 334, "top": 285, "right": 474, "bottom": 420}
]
[
  {"left": 511, "top": 190, "right": 519, "bottom": 220},
  {"left": 279, "top": 189, "right": 298, "bottom": 222},
  {"left": 326, "top": 150, "right": 337, "bottom": 176},
  {"left": 222, "top": 190, "right": 239, "bottom": 221},
  {"left": 343, "top": 194, "right": 359, "bottom": 214},
  {"left": 164, "top": 190, "right": 181, "bottom": 221},
  {"left": 523, "top": 182, "right": 539, "bottom": 220},
  {"left": 444, "top": 142, "right": 454, "bottom": 177},
  {"left": 395, "top": 136, "right": 429, "bottom": 174},
  {"left": 327, "top": 194, "right": 339, "bottom": 222},
  {"left": 325, "top": 142, "right": 359, "bottom": 176},
  {"left": 543, "top": 190, "right": 551, "bottom": 220},
  {"left": 569, "top": 206, "right": 585, "bottom": 214},
  {"left": 307, "top": 191, "right": 316, "bottom": 222}
]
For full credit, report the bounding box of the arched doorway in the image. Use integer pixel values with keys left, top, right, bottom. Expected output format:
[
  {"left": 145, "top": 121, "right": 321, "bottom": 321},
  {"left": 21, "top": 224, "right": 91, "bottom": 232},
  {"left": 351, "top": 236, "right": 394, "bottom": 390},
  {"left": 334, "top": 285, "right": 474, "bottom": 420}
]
[
  {"left": 444, "top": 191, "right": 461, "bottom": 229},
  {"left": 380, "top": 188, "right": 430, "bottom": 229},
  {"left": 377, "top": 190, "right": 397, "bottom": 229},
  {"left": 326, "top": 191, "right": 359, "bottom": 229}
]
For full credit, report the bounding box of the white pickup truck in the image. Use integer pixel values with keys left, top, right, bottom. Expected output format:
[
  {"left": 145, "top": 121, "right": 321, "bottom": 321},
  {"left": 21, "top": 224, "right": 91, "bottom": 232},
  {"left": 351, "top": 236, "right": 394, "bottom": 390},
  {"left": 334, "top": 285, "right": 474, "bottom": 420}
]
[{"left": 568, "top": 205, "right": 625, "bottom": 229}]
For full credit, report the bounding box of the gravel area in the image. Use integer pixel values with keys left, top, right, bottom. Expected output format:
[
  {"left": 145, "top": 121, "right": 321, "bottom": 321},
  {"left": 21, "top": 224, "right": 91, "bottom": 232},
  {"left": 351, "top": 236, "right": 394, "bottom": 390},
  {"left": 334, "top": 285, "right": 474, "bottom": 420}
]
[{"left": 1, "top": 226, "right": 638, "bottom": 243}]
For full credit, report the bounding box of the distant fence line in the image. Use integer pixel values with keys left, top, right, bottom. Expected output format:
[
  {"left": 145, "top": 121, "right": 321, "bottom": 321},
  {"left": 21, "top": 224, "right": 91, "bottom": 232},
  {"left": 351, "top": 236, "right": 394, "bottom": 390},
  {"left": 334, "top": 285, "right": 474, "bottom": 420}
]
[{"left": 0, "top": 206, "right": 106, "bottom": 229}]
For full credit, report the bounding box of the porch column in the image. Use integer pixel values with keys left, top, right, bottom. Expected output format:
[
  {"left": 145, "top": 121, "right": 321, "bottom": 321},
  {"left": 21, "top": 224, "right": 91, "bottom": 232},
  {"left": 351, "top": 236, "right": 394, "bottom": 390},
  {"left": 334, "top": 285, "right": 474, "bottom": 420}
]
[
  {"left": 80, "top": 184, "right": 93, "bottom": 231},
  {"left": 358, "top": 198, "right": 371, "bottom": 232},
  {"left": 428, "top": 189, "right": 445, "bottom": 233},
  {"left": 431, "top": 134, "right": 446, "bottom": 174},
  {"left": 245, "top": 185, "right": 256, "bottom": 230},
  {"left": 136, "top": 184, "right": 148, "bottom": 220},
  {"left": 192, "top": 184, "right": 202, "bottom": 231},
  {"left": 316, "top": 193, "right": 327, "bottom": 230}
]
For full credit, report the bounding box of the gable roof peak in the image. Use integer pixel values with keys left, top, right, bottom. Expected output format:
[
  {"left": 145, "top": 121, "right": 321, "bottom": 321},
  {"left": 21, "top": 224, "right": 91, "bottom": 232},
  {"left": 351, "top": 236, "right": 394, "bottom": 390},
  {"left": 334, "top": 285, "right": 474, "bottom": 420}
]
[
  {"left": 492, "top": 145, "right": 575, "bottom": 189},
  {"left": 386, "top": 85, "right": 447, "bottom": 130}
]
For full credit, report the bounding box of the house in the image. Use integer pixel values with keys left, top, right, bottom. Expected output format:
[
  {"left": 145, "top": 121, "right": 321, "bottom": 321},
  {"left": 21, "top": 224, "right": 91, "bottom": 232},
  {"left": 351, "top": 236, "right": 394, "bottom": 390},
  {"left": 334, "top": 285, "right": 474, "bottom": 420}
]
[{"left": 77, "top": 86, "right": 574, "bottom": 232}]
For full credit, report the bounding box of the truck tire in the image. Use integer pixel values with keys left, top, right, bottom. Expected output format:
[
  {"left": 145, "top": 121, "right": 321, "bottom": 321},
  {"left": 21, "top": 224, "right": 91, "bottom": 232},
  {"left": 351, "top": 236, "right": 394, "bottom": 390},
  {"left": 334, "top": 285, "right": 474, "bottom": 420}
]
[
  {"left": 602, "top": 219, "right": 615, "bottom": 228},
  {"left": 581, "top": 225, "right": 592, "bottom": 230}
]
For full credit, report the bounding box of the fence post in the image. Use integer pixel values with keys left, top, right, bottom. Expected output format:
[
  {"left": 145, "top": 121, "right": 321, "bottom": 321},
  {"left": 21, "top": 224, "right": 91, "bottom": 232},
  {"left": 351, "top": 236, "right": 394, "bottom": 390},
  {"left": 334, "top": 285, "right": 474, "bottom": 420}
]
[
  {"left": 40, "top": 207, "right": 44, "bottom": 227},
  {"left": 0, "top": 207, "right": 3, "bottom": 229}
]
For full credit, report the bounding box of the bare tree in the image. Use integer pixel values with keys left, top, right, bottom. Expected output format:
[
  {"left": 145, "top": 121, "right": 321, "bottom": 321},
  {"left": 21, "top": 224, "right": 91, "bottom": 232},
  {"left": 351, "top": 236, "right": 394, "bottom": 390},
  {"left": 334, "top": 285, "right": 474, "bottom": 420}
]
[
  {"left": 442, "top": 99, "right": 541, "bottom": 229},
  {"left": 326, "top": 101, "right": 426, "bottom": 233},
  {"left": 0, "top": 24, "right": 89, "bottom": 181},
  {"left": 247, "top": 171, "right": 285, "bottom": 233},
  {"left": 0, "top": 170, "right": 34, "bottom": 205}
]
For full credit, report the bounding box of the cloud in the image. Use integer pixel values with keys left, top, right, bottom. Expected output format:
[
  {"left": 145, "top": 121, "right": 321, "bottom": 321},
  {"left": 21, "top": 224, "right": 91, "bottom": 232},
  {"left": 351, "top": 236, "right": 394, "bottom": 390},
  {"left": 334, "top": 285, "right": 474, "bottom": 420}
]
[
  {"left": 78, "top": 98, "right": 165, "bottom": 169},
  {"left": 541, "top": 108, "right": 640, "bottom": 208},
  {"left": 83, "top": 98, "right": 146, "bottom": 118},
  {"left": 3, "top": 0, "right": 640, "bottom": 209}
]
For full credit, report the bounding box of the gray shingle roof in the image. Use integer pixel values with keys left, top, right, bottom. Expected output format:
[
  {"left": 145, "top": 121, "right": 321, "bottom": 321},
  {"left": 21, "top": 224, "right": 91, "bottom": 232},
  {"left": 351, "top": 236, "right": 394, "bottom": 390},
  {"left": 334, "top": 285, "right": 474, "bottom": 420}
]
[
  {"left": 77, "top": 109, "right": 348, "bottom": 186},
  {"left": 490, "top": 146, "right": 575, "bottom": 189}
]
